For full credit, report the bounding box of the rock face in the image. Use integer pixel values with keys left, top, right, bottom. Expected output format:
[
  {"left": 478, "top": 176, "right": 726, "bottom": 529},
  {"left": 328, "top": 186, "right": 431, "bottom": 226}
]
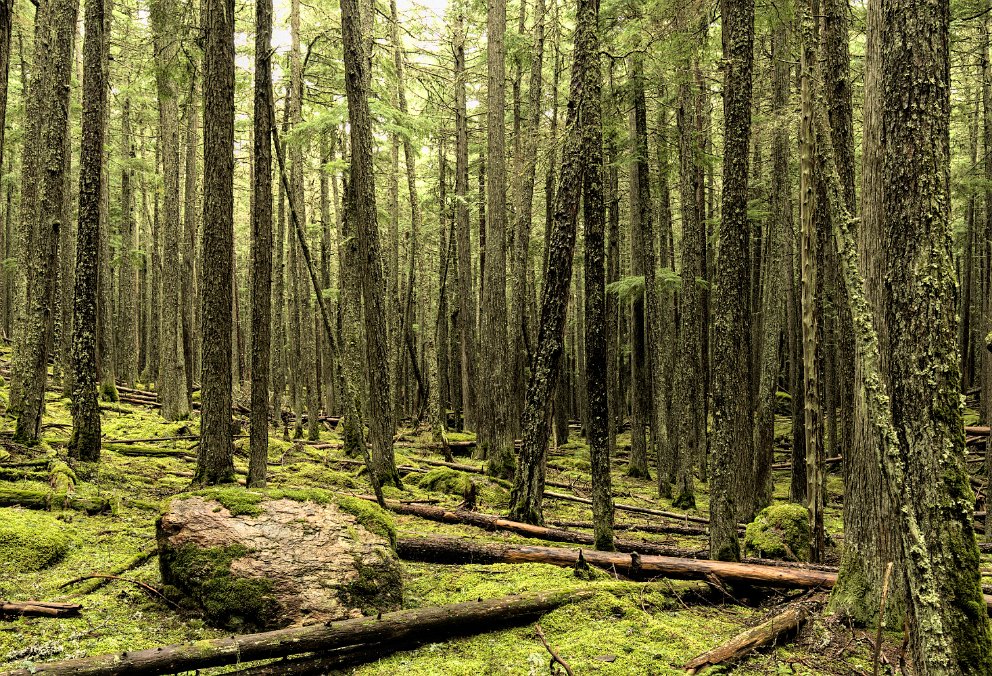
[{"left": 157, "top": 495, "right": 403, "bottom": 630}]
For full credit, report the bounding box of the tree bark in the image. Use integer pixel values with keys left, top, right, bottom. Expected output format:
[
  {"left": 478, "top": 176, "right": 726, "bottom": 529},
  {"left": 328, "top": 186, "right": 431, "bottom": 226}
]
[
  {"left": 68, "top": 0, "right": 106, "bottom": 462},
  {"left": 195, "top": 0, "right": 236, "bottom": 485},
  {"left": 709, "top": 0, "right": 754, "bottom": 562}
]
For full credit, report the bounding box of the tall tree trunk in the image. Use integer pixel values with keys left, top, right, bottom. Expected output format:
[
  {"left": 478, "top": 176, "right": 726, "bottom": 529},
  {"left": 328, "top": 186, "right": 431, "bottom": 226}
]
[
  {"left": 479, "top": 0, "right": 514, "bottom": 479},
  {"left": 509, "top": 0, "right": 599, "bottom": 527},
  {"left": 151, "top": 0, "right": 190, "bottom": 421},
  {"left": 671, "top": 24, "right": 705, "bottom": 510},
  {"left": 248, "top": 0, "right": 273, "bottom": 488},
  {"left": 95, "top": 1, "right": 114, "bottom": 402},
  {"left": 195, "top": 0, "right": 235, "bottom": 484},
  {"left": 341, "top": 0, "right": 399, "bottom": 487},
  {"left": 453, "top": 13, "right": 477, "bottom": 434},
  {"left": 626, "top": 56, "right": 651, "bottom": 481},
  {"left": 68, "top": 0, "right": 105, "bottom": 462},
  {"left": 709, "top": 0, "right": 754, "bottom": 562},
  {"left": 270, "top": 86, "right": 288, "bottom": 418},
  {"left": 799, "top": 0, "right": 825, "bottom": 562},
  {"left": 182, "top": 74, "right": 200, "bottom": 403},
  {"left": 753, "top": 12, "right": 790, "bottom": 515},
  {"left": 14, "top": 0, "right": 78, "bottom": 443},
  {"left": 116, "top": 99, "right": 138, "bottom": 387}
]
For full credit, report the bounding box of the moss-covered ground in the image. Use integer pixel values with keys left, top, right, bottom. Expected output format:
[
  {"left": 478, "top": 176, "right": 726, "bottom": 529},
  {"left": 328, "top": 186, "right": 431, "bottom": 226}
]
[{"left": 0, "top": 353, "right": 976, "bottom": 674}]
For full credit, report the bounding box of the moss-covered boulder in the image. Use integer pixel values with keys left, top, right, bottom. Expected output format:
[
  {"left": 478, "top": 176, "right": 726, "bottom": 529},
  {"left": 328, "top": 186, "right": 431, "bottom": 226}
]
[
  {"left": 157, "top": 493, "right": 402, "bottom": 631},
  {"left": 742, "top": 504, "right": 811, "bottom": 561},
  {"left": 0, "top": 508, "right": 72, "bottom": 575}
]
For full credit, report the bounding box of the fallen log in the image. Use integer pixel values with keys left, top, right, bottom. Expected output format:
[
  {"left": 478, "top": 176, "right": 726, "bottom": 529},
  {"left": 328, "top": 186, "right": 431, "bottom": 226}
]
[
  {"left": 367, "top": 499, "right": 705, "bottom": 557},
  {"left": 544, "top": 490, "right": 711, "bottom": 525},
  {"left": 966, "top": 425, "right": 990, "bottom": 436},
  {"left": 549, "top": 519, "right": 709, "bottom": 537},
  {"left": 104, "top": 444, "right": 192, "bottom": 458},
  {"left": 102, "top": 436, "right": 198, "bottom": 445},
  {"left": 225, "top": 644, "right": 417, "bottom": 675},
  {"left": 395, "top": 536, "right": 842, "bottom": 589},
  {"left": 771, "top": 456, "right": 842, "bottom": 471},
  {"left": 0, "top": 590, "right": 592, "bottom": 676},
  {"left": 0, "top": 600, "right": 82, "bottom": 618},
  {"left": 0, "top": 487, "right": 111, "bottom": 515},
  {"left": 683, "top": 598, "right": 821, "bottom": 674}
]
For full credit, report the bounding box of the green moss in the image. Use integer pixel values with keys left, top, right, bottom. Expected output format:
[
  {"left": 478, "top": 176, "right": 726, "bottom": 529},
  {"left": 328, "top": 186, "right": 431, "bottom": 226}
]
[
  {"left": 276, "top": 463, "right": 357, "bottom": 489},
  {"left": 338, "top": 548, "right": 404, "bottom": 615},
  {"left": 743, "top": 504, "right": 811, "bottom": 561},
  {"left": 159, "top": 541, "right": 277, "bottom": 631},
  {"left": 416, "top": 468, "right": 474, "bottom": 497},
  {"left": 0, "top": 509, "right": 72, "bottom": 573},
  {"left": 336, "top": 496, "right": 397, "bottom": 548}
]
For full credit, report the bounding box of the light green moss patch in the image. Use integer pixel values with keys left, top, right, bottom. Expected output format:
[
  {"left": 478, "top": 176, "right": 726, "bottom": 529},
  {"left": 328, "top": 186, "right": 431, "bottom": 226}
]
[
  {"left": 0, "top": 509, "right": 73, "bottom": 573},
  {"left": 416, "top": 468, "right": 474, "bottom": 497},
  {"left": 336, "top": 496, "right": 396, "bottom": 547},
  {"left": 743, "top": 504, "right": 811, "bottom": 561}
]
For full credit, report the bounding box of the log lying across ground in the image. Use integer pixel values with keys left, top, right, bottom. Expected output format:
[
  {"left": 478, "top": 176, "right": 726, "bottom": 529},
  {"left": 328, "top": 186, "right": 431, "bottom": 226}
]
[
  {"left": 544, "top": 490, "right": 712, "bottom": 524},
  {"left": 0, "top": 600, "right": 82, "bottom": 618},
  {"left": 0, "top": 590, "right": 592, "bottom": 676},
  {"left": 683, "top": 598, "right": 821, "bottom": 674},
  {"left": 396, "top": 536, "right": 840, "bottom": 589},
  {"left": 0, "top": 487, "right": 111, "bottom": 515},
  {"left": 369, "top": 498, "right": 706, "bottom": 558}
]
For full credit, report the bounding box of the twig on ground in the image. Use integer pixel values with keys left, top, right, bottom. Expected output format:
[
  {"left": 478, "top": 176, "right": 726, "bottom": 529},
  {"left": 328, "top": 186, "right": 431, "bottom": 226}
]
[{"left": 534, "top": 623, "right": 575, "bottom": 676}]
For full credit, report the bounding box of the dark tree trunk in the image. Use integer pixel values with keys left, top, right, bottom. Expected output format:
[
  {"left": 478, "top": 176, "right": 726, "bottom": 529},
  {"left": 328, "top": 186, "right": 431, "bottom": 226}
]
[
  {"left": 195, "top": 0, "right": 235, "bottom": 484},
  {"left": 709, "top": 0, "right": 754, "bottom": 562},
  {"left": 68, "top": 0, "right": 105, "bottom": 462},
  {"left": 341, "top": 0, "right": 399, "bottom": 487},
  {"left": 508, "top": 0, "right": 599, "bottom": 526},
  {"left": 14, "top": 0, "right": 79, "bottom": 443},
  {"left": 247, "top": 0, "right": 273, "bottom": 488},
  {"left": 116, "top": 99, "right": 138, "bottom": 387}
]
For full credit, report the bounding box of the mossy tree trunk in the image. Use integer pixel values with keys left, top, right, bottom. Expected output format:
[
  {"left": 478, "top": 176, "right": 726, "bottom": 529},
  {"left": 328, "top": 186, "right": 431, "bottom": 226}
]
[
  {"left": 247, "top": 0, "right": 273, "bottom": 488},
  {"left": 341, "top": 0, "right": 399, "bottom": 488},
  {"left": 116, "top": 98, "right": 138, "bottom": 387},
  {"left": 68, "top": 0, "right": 105, "bottom": 463},
  {"left": 710, "top": 0, "right": 754, "bottom": 562},
  {"left": 196, "top": 0, "right": 235, "bottom": 485},
  {"left": 14, "top": 0, "right": 78, "bottom": 444},
  {"left": 151, "top": 0, "right": 190, "bottom": 422}
]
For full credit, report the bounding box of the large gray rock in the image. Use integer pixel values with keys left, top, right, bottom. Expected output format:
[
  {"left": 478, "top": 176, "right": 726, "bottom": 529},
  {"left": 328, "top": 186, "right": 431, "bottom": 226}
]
[{"left": 156, "top": 493, "right": 402, "bottom": 630}]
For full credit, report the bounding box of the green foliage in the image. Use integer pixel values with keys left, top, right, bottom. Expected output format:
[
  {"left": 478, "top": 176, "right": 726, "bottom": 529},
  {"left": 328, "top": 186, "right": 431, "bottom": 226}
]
[
  {"left": 743, "top": 504, "right": 811, "bottom": 561},
  {"left": 0, "top": 509, "right": 73, "bottom": 573}
]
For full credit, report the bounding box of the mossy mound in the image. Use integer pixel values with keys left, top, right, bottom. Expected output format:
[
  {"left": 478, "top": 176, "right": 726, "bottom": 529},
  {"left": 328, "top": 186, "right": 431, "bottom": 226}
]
[
  {"left": 0, "top": 508, "right": 72, "bottom": 573},
  {"left": 416, "top": 467, "right": 474, "bottom": 496},
  {"left": 743, "top": 503, "right": 811, "bottom": 561}
]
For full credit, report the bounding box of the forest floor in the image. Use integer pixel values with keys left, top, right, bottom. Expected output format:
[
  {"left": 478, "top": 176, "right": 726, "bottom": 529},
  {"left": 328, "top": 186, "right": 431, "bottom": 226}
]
[{"left": 0, "top": 353, "right": 979, "bottom": 674}]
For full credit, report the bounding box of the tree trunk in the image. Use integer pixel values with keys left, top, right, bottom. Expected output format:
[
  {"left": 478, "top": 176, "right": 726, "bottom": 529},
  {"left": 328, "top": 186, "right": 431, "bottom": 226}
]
[
  {"left": 151, "top": 0, "right": 190, "bottom": 421},
  {"left": 68, "top": 0, "right": 105, "bottom": 462},
  {"left": 341, "top": 0, "right": 399, "bottom": 487},
  {"left": 14, "top": 0, "right": 79, "bottom": 443},
  {"left": 709, "top": 0, "right": 754, "bottom": 562},
  {"left": 195, "top": 0, "right": 235, "bottom": 484},
  {"left": 247, "top": 0, "right": 273, "bottom": 488}
]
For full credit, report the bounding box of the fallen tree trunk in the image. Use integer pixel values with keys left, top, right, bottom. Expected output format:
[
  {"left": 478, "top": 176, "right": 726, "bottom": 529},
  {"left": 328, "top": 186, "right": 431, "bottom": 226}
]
[
  {"left": 368, "top": 499, "right": 706, "bottom": 557},
  {"left": 549, "top": 520, "right": 709, "bottom": 537},
  {"left": 544, "top": 491, "right": 711, "bottom": 524},
  {"left": 0, "top": 590, "right": 592, "bottom": 676},
  {"left": 0, "top": 488, "right": 111, "bottom": 515},
  {"left": 64, "top": 548, "right": 158, "bottom": 597},
  {"left": 395, "top": 536, "right": 843, "bottom": 590},
  {"left": 683, "top": 598, "right": 821, "bottom": 674},
  {"left": 0, "top": 600, "right": 82, "bottom": 618}
]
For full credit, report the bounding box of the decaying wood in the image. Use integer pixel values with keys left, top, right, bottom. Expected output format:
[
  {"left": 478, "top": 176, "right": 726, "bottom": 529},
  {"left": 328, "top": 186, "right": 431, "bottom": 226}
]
[
  {"left": 683, "top": 597, "right": 822, "bottom": 673},
  {"left": 0, "top": 487, "right": 111, "bottom": 514},
  {"left": 60, "top": 574, "right": 174, "bottom": 607},
  {"left": 395, "top": 536, "right": 840, "bottom": 587},
  {"left": 0, "top": 590, "right": 591, "bottom": 676},
  {"left": 0, "top": 600, "right": 82, "bottom": 618},
  {"left": 369, "top": 498, "right": 705, "bottom": 557},
  {"left": 535, "top": 623, "right": 575, "bottom": 676},
  {"left": 544, "top": 490, "right": 711, "bottom": 524}
]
